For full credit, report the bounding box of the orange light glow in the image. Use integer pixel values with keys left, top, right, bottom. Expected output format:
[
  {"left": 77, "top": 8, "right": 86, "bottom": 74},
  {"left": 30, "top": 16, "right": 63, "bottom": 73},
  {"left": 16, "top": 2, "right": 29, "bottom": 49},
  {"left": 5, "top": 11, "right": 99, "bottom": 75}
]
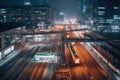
[
  {"left": 67, "top": 35, "right": 70, "bottom": 38},
  {"left": 71, "top": 42, "right": 75, "bottom": 45},
  {"left": 74, "top": 58, "right": 80, "bottom": 64}
]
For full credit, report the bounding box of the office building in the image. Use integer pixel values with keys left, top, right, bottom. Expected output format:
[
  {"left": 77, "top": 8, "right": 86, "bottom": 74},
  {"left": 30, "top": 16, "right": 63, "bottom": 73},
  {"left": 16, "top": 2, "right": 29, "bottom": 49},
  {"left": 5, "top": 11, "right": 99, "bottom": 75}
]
[
  {"left": 93, "top": 0, "right": 120, "bottom": 32},
  {"left": 0, "top": 5, "right": 54, "bottom": 28}
]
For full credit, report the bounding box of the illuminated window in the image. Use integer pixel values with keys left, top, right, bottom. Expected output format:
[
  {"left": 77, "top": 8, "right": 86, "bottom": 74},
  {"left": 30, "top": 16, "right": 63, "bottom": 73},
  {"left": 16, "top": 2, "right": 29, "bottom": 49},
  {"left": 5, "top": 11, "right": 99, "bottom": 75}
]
[
  {"left": 98, "top": 26, "right": 104, "bottom": 27},
  {"left": 106, "top": 19, "right": 114, "bottom": 23},
  {"left": 112, "top": 26, "right": 119, "bottom": 29},
  {"left": 98, "top": 11, "right": 105, "bottom": 15},
  {"left": 43, "top": 13, "right": 45, "bottom": 15},
  {"left": 97, "top": 7, "right": 105, "bottom": 9},
  {"left": 114, "top": 15, "right": 119, "bottom": 19},
  {"left": 0, "top": 9, "right": 6, "bottom": 13},
  {"left": 38, "top": 17, "right": 41, "bottom": 19},
  {"left": 114, "top": 7, "right": 119, "bottom": 9}
]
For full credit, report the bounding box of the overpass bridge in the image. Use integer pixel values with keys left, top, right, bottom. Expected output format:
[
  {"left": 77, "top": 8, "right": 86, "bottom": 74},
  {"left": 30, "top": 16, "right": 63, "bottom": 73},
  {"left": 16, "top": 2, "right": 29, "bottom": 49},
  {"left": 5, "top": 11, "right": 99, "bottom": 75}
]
[
  {"left": 64, "top": 38, "right": 120, "bottom": 43},
  {"left": 9, "top": 28, "right": 120, "bottom": 42},
  {"left": 10, "top": 28, "right": 89, "bottom": 35}
]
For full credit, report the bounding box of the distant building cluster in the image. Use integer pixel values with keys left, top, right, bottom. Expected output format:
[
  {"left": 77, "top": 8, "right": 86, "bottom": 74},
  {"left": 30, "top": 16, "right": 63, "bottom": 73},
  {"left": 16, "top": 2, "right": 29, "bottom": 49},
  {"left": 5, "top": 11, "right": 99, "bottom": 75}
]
[
  {"left": 0, "top": 5, "right": 54, "bottom": 28},
  {"left": 78, "top": 0, "right": 120, "bottom": 33}
]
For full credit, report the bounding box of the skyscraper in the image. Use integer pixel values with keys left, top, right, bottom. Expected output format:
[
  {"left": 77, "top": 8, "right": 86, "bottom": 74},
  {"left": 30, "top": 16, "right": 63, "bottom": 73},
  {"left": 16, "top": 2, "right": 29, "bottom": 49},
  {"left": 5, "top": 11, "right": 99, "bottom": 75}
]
[
  {"left": 93, "top": 0, "right": 120, "bottom": 32},
  {"left": 78, "top": 0, "right": 93, "bottom": 25}
]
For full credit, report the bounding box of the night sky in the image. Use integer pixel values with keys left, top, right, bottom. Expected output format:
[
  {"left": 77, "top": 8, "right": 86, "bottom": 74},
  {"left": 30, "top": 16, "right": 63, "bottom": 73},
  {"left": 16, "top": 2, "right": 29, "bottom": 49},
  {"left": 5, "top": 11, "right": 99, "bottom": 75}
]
[
  {"left": 52, "top": 0, "right": 78, "bottom": 19},
  {"left": 0, "top": 0, "right": 78, "bottom": 19}
]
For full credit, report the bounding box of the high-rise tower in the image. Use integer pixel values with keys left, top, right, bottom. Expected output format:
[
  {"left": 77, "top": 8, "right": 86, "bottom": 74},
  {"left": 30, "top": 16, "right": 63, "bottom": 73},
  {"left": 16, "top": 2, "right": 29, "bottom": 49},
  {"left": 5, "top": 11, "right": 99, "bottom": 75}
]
[{"left": 78, "top": 0, "right": 93, "bottom": 25}]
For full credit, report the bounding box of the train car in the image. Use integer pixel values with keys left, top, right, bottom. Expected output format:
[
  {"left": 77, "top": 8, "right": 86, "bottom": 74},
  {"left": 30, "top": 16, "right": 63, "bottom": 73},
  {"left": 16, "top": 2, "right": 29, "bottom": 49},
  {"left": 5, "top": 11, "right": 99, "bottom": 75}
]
[{"left": 69, "top": 43, "right": 80, "bottom": 65}]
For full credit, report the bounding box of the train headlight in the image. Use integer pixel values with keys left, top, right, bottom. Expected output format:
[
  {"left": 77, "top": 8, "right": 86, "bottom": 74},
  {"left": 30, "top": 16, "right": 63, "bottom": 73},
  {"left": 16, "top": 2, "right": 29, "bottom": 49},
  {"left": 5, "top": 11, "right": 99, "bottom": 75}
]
[{"left": 75, "top": 59, "right": 80, "bottom": 64}]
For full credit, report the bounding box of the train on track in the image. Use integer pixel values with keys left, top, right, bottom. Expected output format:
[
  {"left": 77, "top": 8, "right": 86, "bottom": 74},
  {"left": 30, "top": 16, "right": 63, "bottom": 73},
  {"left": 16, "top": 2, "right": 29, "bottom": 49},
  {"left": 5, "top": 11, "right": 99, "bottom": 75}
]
[{"left": 69, "top": 43, "right": 80, "bottom": 65}]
